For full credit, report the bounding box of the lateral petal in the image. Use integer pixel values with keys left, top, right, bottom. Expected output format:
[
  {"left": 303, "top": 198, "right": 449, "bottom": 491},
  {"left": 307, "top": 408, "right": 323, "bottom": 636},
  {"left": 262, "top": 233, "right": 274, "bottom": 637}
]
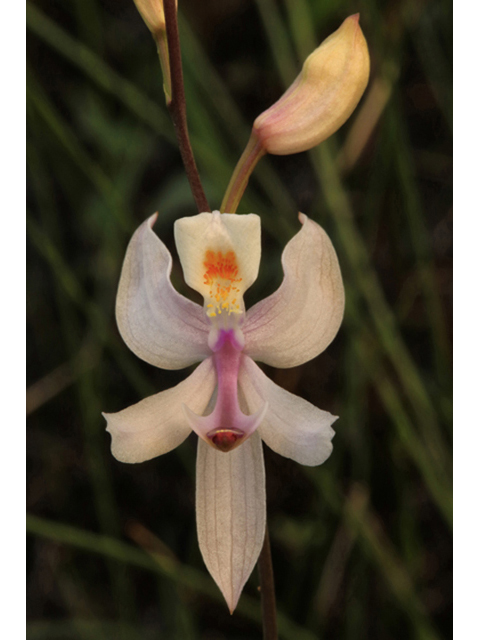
[
  {"left": 196, "top": 430, "right": 266, "bottom": 613},
  {"left": 243, "top": 213, "right": 344, "bottom": 368},
  {"left": 116, "top": 214, "right": 210, "bottom": 370},
  {"left": 104, "top": 357, "right": 216, "bottom": 463},
  {"left": 239, "top": 356, "right": 336, "bottom": 466}
]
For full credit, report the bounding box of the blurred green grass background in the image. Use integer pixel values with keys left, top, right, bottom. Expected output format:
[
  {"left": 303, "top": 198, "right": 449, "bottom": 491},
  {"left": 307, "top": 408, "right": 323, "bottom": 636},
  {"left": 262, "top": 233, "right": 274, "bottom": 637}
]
[{"left": 26, "top": 0, "right": 452, "bottom": 638}]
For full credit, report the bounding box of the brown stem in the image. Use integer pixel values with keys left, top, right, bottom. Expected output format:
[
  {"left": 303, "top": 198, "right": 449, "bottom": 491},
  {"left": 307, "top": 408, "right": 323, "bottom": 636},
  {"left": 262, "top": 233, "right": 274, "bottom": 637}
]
[
  {"left": 163, "top": 0, "right": 210, "bottom": 212},
  {"left": 258, "top": 525, "right": 278, "bottom": 640}
]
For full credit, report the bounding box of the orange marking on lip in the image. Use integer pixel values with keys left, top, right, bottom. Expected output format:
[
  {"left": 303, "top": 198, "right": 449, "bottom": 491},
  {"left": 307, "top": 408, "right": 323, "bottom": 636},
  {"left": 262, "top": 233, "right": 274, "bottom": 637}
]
[
  {"left": 204, "top": 250, "right": 240, "bottom": 283},
  {"left": 203, "top": 250, "right": 242, "bottom": 306}
]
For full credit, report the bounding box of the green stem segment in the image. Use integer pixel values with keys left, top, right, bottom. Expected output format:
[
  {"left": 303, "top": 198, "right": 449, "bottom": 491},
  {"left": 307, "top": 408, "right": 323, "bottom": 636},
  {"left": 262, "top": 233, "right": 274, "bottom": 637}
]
[
  {"left": 258, "top": 525, "right": 278, "bottom": 640},
  {"left": 220, "top": 132, "right": 266, "bottom": 213},
  {"left": 154, "top": 30, "right": 172, "bottom": 103},
  {"left": 163, "top": 0, "right": 210, "bottom": 213}
]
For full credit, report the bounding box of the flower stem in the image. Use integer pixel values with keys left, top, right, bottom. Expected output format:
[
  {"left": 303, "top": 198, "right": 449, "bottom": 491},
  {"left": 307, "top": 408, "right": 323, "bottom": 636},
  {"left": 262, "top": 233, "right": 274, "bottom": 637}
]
[
  {"left": 258, "top": 525, "right": 278, "bottom": 640},
  {"left": 154, "top": 30, "right": 172, "bottom": 103},
  {"left": 220, "top": 132, "right": 266, "bottom": 213},
  {"left": 163, "top": 0, "right": 210, "bottom": 213}
]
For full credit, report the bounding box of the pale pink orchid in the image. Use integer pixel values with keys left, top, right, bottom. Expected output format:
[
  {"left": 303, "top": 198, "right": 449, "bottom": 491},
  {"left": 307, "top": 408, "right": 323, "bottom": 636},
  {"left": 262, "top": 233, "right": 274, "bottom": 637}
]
[{"left": 104, "top": 210, "right": 345, "bottom": 612}]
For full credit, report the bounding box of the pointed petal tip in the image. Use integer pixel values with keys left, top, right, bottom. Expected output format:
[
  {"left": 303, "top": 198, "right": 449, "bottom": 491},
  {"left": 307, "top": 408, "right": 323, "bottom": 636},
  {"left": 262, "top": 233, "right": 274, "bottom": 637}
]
[
  {"left": 148, "top": 212, "right": 158, "bottom": 227},
  {"left": 218, "top": 573, "right": 244, "bottom": 614},
  {"left": 102, "top": 411, "right": 112, "bottom": 430},
  {"left": 224, "top": 588, "right": 241, "bottom": 614}
]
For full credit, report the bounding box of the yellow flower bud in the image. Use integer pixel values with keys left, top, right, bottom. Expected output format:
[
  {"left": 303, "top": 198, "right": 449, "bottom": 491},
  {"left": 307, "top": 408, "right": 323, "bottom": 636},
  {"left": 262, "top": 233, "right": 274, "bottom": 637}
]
[
  {"left": 133, "top": 0, "right": 177, "bottom": 36},
  {"left": 253, "top": 14, "right": 370, "bottom": 155}
]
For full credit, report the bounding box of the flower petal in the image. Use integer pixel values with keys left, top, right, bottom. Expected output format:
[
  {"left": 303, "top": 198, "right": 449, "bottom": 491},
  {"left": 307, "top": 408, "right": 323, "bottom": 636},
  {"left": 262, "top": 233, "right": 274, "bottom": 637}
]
[
  {"left": 174, "top": 211, "right": 261, "bottom": 312},
  {"left": 253, "top": 15, "right": 370, "bottom": 156},
  {"left": 116, "top": 214, "right": 210, "bottom": 370},
  {"left": 196, "top": 430, "right": 266, "bottom": 612},
  {"left": 239, "top": 356, "right": 336, "bottom": 466},
  {"left": 243, "top": 213, "right": 344, "bottom": 368},
  {"left": 104, "top": 357, "right": 216, "bottom": 463}
]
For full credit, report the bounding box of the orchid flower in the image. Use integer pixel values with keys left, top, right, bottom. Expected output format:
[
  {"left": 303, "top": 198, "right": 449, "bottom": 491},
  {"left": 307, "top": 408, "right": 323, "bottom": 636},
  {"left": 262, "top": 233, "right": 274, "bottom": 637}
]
[{"left": 104, "top": 210, "right": 345, "bottom": 612}]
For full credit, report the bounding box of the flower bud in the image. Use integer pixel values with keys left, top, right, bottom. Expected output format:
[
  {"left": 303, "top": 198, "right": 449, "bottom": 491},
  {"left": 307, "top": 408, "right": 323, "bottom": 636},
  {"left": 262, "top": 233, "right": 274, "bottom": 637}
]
[
  {"left": 253, "top": 14, "right": 370, "bottom": 155},
  {"left": 133, "top": 0, "right": 176, "bottom": 36},
  {"left": 133, "top": 0, "right": 178, "bottom": 103}
]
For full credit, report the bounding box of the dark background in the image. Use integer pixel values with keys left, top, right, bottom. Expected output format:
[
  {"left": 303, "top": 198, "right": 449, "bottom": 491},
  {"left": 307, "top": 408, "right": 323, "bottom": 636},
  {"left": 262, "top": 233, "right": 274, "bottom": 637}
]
[{"left": 27, "top": 0, "right": 452, "bottom": 638}]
